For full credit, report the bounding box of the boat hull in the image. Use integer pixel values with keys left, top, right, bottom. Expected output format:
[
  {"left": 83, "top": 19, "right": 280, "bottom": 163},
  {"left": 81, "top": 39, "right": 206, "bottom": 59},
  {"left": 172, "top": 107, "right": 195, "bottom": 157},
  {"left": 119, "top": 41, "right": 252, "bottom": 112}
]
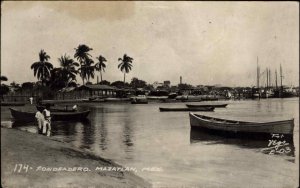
[
  {"left": 131, "top": 101, "right": 148, "bottom": 104},
  {"left": 189, "top": 113, "right": 294, "bottom": 135},
  {"left": 1, "top": 102, "right": 26, "bottom": 106},
  {"left": 36, "top": 105, "right": 76, "bottom": 112},
  {"left": 186, "top": 104, "right": 227, "bottom": 108},
  {"left": 159, "top": 107, "right": 214, "bottom": 112},
  {"left": 10, "top": 108, "right": 90, "bottom": 122}
]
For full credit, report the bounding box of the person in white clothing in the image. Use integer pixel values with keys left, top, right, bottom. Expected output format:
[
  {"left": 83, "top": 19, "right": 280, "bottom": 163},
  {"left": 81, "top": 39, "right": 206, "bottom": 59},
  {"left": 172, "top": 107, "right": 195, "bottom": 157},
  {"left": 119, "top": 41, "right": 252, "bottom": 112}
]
[
  {"left": 35, "top": 110, "right": 44, "bottom": 134},
  {"left": 42, "top": 105, "right": 51, "bottom": 136},
  {"left": 29, "top": 97, "right": 33, "bottom": 104},
  {"left": 72, "top": 104, "right": 78, "bottom": 111}
]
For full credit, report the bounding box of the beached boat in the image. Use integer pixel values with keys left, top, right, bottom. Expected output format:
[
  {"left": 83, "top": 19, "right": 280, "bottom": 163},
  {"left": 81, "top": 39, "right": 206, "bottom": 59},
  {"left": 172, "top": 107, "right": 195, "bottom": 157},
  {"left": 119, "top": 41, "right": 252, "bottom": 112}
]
[
  {"left": 189, "top": 113, "right": 294, "bottom": 135},
  {"left": 10, "top": 108, "right": 90, "bottom": 122},
  {"left": 159, "top": 107, "right": 214, "bottom": 112},
  {"left": 36, "top": 105, "right": 76, "bottom": 112},
  {"left": 186, "top": 104, "right": 228, "bottom": 108},
  {"left": 1, "top": 102, "right": 26, "bottom": 106}
]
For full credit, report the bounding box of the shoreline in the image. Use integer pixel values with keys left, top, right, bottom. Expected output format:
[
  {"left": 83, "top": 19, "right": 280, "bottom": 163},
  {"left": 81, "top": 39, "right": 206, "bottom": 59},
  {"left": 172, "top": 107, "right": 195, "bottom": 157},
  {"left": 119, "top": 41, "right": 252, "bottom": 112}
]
[{"left": 1, "top": 127, "right": 151, "bottom": 188}]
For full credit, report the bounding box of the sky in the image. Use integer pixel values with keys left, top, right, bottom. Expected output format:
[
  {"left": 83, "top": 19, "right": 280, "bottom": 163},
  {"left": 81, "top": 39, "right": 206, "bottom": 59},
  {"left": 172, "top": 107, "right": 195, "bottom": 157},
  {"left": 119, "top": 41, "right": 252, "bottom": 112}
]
[{"left": 1, "top": 1, "right": 299, "bottom": 87}]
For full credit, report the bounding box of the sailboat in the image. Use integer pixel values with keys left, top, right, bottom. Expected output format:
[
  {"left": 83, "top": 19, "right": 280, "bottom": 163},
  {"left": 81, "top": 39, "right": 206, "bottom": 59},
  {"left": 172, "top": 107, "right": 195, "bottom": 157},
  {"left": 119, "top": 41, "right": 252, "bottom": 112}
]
[{"left": 252, "top": 57, "right": 260, "bottom": 99}]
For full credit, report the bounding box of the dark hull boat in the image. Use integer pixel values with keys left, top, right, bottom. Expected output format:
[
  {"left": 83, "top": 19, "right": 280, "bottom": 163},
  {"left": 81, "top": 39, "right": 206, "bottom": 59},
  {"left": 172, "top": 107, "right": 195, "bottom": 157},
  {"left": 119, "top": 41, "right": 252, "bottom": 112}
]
[
  {"left": 186, "top": 104, "right": 228, "bottom": 108},
  {"left": 1, "top": 102, "right": 26, "bottom": 106},
  {"left": 159, "top": 107, "right": 214, "bottom": 112},
  {"left": 10, "top": 108, "right": 90, "bottom": 122},
  {"left": 131, "top": 101, "right": 148, "bottom": 104},
  {"left": 180, "top": 99, "right": 203, "bottom": 102},
  {"left": 36, "top": 105, "right": 76, "bottom": 112},
  {"left": 189, "top": 113, "right": 294, "bottom": 135}
]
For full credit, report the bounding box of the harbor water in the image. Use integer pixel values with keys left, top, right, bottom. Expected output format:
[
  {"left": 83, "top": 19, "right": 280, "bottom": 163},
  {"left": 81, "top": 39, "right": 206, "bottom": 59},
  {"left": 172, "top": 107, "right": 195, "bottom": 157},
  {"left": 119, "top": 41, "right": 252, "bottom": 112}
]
[{"left": 1, "top": 98, "right": 299, "bottom": 187}]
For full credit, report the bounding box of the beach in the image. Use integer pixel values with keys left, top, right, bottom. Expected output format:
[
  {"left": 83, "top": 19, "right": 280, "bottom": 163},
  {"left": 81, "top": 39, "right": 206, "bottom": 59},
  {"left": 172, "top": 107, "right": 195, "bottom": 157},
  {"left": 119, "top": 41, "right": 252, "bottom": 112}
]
[{"left": 1, "top": 127, "right": 151, "bottom": 188}]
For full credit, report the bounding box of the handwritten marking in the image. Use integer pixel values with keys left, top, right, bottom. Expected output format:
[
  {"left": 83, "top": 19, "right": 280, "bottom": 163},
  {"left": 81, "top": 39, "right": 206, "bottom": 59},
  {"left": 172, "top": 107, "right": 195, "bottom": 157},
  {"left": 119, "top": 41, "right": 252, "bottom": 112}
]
[
  {"left": 262, "top": 134, "right": 291, "bottom": 155},
  {"left": 13, "top": 164, "right": 33, "bottom": 173}
]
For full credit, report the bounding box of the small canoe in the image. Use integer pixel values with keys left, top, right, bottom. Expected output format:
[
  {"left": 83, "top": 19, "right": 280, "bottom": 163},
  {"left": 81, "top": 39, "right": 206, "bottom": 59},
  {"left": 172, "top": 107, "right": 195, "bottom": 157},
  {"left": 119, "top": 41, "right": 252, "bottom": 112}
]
[
  {"left": 1, "top": 102, "right": 26, "bottom": 106},
  {"left": 104, "top": 98, "right": 131, "bottom": 102},
  {"left": 10, "top": 108, "right": 90, "bottom": 122},
  {"left": 159, "top": 99, "right": 182, "bottom": 103},
  {"left": 36, "top": 105, "right": 76, "bottom": 112},
  {"left": 131, "top": 101, "right": 148, "bottom": 104},
  {"left": 189, "top": 113, "right": 294, "bottom": 135},
  {"left": 186, "top": 104, "right": 228, "bottom": 108},
  {"left": 159, "top": 107, "right": 214, "bottom": 112}
]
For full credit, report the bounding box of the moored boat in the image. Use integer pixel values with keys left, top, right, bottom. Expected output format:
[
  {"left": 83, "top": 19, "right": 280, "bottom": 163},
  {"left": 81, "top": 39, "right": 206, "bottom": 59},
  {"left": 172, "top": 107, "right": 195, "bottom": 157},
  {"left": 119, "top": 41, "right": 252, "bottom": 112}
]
[
  {"left": 104, "top": 98, "right": 131, "bottom": 102},
  {"left": 36, "top": 105, "right": 76, "bottom": 112},
  {"left": 159, "top": 107, "right": 214, "bottom": 112},
  {"left": 10, "top": 108, "right": 90, "bottom": 122},
  {"left": 189, "top": 113, "right": 294, "bottom": 135},
  {"left": 186, "top": 104, "right": 228, "bottom": 108},
  {"left": 131, "top": 95, "right": 148, "bottom": 104},
  {"left": 1, "top": 102, "right": 26, "bottom": 106},
  {"left": 131, "top": 100, "right": 148, "bottom": 104}
]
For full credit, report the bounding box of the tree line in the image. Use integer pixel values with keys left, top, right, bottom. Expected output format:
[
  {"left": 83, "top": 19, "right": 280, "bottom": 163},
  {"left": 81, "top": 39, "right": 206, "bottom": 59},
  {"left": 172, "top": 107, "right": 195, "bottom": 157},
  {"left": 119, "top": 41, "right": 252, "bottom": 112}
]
[{"left": 30, "top": 44, "right": 134, "bottom": 89}]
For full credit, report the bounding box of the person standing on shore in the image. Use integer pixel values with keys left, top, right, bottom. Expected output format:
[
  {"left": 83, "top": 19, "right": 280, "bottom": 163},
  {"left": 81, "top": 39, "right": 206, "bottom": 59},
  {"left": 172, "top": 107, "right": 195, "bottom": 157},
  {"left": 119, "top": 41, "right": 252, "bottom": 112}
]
[
  {"left": 35, "top": 109, "right": 44, "bottom": 134},
  {"left": 29, "top": 97, "right": 33, "bottom": 104},
  {"left": 72, "top": 104, "right": 78, "bottom": 111},
  {"left": 42, "top": 104, "right": 51, "bottom": 136}
]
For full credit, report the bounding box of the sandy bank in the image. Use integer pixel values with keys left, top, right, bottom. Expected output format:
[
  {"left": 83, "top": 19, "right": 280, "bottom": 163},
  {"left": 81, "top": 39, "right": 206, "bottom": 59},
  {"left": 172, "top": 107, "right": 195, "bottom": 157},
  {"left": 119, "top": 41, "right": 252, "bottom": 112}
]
[{"left": 1, "top": 128, "right": 151, "bottom": 188}]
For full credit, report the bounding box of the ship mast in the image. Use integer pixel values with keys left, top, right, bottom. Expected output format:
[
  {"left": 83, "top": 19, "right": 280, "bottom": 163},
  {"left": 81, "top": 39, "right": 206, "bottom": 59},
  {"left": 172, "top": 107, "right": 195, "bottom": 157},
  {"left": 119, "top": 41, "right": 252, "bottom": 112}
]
[
  {"left": 269, "top": 69, "right": 271, "bottom": 87},
  {"left": 280, "top": 64, "right": 283, "bottom": 90},
  {"left": 275, "top": 69, "right": 278, "bottom": 89},
  {"left": 257, "top": 57, "right": 260, "bottom": 89},
  {"left": 267, "top": 68, "right": 269, "bottom": 89}
]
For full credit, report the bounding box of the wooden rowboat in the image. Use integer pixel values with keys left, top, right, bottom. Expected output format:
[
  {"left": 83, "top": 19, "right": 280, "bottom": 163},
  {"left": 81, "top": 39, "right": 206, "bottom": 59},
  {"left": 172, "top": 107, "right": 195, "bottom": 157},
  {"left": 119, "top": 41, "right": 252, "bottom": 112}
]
[
  {"left": 1, "top": 102, "right": 26, "bottom": 106},
  {"left": 131, "top": 101, "right": 148, "bottom": 104},
  {"left": 189, "top": 113, "right": 294, "bottom": 135},
  {"left": 10, "top": 108, "right": 90, "bottom": 122},
  {"left": 159, "top": 107, "right": 214, "bottom": 112},
  {"left": 36, "top": 105, "right": 76, "bottom": 112},
  {"left": 186, "top": 104, "right": 228, "bottom": 108}
]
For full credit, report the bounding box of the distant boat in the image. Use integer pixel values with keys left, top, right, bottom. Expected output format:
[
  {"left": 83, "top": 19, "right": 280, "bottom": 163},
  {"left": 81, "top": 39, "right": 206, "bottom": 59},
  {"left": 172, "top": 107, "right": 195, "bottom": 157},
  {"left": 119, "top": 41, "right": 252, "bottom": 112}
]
[
  {"left": 181, "top": 99, "right": 203, "bottom": 102},
  {"left": 186, "top": 104, "right": 228, "bottom": 108},
  {"left": 10, "top": 108, "right": 90, "bottom": 122},
  {"left": 131, "top": 95, "right": 148, "bottom": 104},
  {"left": 82, "top": 98, "right": 106, "bottom": 102},
  {"left": 189, "top": 113, "right": 294, "bottom": 135},
  {"left": 104, "top": 98, "right": 131, "bottom": 102},
  {"left": 159, "top": 99, "right": 182, "bottom": 103},
  {"left": 159, "top": 107, "right": 214, "bottom": 112},
  {"left": 1, "top": 102, "right": 25, "bottom": 106}
]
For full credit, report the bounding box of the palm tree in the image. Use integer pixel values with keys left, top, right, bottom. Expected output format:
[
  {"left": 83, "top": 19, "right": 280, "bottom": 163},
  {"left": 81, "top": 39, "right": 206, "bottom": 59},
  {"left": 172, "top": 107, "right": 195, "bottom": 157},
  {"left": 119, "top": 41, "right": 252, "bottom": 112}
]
[
  {"left": 118, "top": 54, "right": 134, "bottom": 87},
  {"left": 31, "top": 50, "right": 53, "bottom": 85},
  {"left": 78, "top": 58, "right": 95, "bottom": 83},
  {"left": 95, "top": 55, "right": 107, "bottom": 83},
  {"left": 74, "top": 44, "right": 93, "bottom": 85},
  {"left": 57, "top": 54, "right": 79, "bottom": 87}
]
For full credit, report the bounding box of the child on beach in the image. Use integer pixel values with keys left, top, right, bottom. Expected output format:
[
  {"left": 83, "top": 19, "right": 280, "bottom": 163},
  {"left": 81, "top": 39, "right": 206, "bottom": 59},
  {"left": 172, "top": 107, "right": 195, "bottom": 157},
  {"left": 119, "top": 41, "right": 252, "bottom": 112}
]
[{"left": 42, "top": 105, "right": 51, "bottom": 137}]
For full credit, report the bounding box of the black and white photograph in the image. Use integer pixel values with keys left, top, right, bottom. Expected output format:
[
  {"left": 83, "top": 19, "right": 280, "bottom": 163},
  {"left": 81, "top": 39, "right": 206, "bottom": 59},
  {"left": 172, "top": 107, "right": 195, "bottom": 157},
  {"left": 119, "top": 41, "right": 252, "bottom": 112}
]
[{"left": 1, "top": 1, "right": 299, "bottom": 187}]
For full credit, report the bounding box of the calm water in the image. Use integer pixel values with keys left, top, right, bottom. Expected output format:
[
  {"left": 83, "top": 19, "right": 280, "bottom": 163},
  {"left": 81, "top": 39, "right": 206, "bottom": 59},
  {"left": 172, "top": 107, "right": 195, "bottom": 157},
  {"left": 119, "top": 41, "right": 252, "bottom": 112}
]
[{"left": 1, "top": 98, "right": 299, "bottom": 187}]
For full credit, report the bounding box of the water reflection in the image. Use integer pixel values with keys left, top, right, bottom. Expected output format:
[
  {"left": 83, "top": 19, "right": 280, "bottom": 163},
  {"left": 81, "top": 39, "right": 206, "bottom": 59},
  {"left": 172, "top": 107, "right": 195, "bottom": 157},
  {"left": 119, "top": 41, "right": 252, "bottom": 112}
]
[
  {"left": 190, "top": 128, "right": 295, "bottom": 159},
  {"left": 92, "top": 107, "right": 108, "bottom": 151}
]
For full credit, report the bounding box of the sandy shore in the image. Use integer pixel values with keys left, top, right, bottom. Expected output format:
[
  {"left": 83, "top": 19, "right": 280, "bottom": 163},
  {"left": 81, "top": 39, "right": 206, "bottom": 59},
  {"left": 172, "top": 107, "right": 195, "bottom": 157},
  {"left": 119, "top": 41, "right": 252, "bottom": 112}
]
[{"left": 1, "top": 128, "right": 151, "bottom": 188}]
